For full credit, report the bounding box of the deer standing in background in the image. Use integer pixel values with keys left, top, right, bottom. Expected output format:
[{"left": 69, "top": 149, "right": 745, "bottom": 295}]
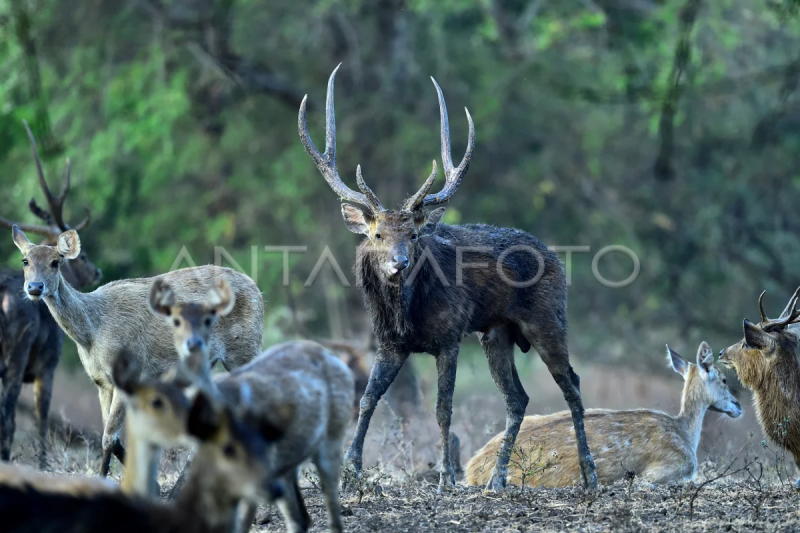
[
  {"left": 0, "top": 121, "right": 102, "bottom": 468},
  {"left": 9, "top": 226, "right": 264, "bottom": 477},
  {"left": 719, "top": 287, "right": 800, "bottom": 486},
  {"left": 466, "top": 342, "right": 742, "bottom": 487},
  {"left": 299, "top": 64, "right": 597, "bottom": 490},
  {"left": 0, "top": 380, "right": 275, "bottom": 533},
  {"left": 147, "top": 282, "right": 354, "bottom": 533}
]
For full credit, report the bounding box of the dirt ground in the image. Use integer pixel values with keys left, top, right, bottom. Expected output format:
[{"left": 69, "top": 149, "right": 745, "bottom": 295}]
[{"left": 6, "top": 356, "right": 800, "bottom": 532}]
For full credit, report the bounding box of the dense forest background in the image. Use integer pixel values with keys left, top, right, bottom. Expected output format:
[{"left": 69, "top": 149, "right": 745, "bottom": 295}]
[{"left": 2, "top": 0, "right": 800, "bottom": 372}]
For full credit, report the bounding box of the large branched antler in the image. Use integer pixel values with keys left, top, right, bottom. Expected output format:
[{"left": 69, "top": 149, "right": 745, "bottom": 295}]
[
  {"left": 404, "top": 77, "right": 475, "bottom": 211},
  {"left": 0, "top": 121, "right": 90, "bottom": 237},
  {"left": 298, "top": 64, "right": 384, "bottom": 213},
  {"left": 758, "top": 286, "right": 800, "bottom": 332}
]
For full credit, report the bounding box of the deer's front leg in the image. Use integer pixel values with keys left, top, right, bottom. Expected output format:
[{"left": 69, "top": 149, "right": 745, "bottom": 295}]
[
  {"left": 435, "top": 347, "right": 459, "bottom": 492},
  {"left": 344, "top": 348, "right": 407, "bottom": 481},
  {"left": 99, "top": 387, "right": 126, "bottom": 476}
]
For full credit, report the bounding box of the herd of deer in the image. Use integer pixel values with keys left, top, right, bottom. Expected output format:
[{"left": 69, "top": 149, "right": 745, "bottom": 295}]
[{"left": 0, "top": 64, "right": 798, "bottom": 531}]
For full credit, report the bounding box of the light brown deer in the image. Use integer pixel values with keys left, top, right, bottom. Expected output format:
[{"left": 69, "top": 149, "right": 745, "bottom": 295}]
[
  {"left": 719, "top": 287, "right": 800, "bottom": 486},
  {"left": 466, "top": 342, "right": 742, "bottom": 488},
  {"left": 0, "top": 376, "right": 277, "bottom": 533},
  {"left": 10, "top": 226, "right": 264, "bottom": 476},
  {"left": 0, "top": 121, "right": 102, "bottom": 468}
]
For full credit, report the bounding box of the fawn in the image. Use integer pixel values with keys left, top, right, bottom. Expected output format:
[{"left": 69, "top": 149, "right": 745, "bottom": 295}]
[
  {"left": 142, "top": 280, "right": 355, "bottom": 532},
  {"left": 11, "top": 226, "right": 264, "bottom": 476},
  {"left": 0, "top": 373, "right": 276, "bottom": 533},
  {"left": 466, "top": 342, "right": 742, "bottom": 487}
]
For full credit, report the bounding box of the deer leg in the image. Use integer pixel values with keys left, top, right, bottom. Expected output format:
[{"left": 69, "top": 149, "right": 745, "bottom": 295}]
[
  {"left": 479, "top": 326, "right": 528, "bottom": 490},
  {"left": 33, "top": 366, "right": 55, "bottom": 470},
  {"left": 168, "top": 447, "right": 195, "bottom": 500},
  {"left": 275, "top": 470, "right": 310, "bottom": 533},
  {"left": 344, "top": 348, "right": 408, "bottom": 477},
  {"left": 526, "top": 325, "right": 597, "bottom": 490},
  {"left": 100, "top": 388, "right": 126, "bottom": 476},
  {"left": 0, "top": 341, "right": 30, "bottom": 463},
  {"left": 314, "top": 442, "right": 344, "bottom": 533},
  {"left": 434, "top": 347, "right": 459, "bottom": 492}
]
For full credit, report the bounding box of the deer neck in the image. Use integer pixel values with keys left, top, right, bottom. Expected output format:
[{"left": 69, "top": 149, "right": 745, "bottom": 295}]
[
  {"left": 676, "top": 367, "right": 708, "bottom": 453},
  {"left": 173, "top": 451, "right": 240, "bottom": 533},
  {"left": 355, "top": 245, "right": 414, "bottom": 336},
  {"left": 121, "top": 426, "right": 160, "bottom": 498},
  {"left": 43, "top": 274, "right": 96, "bottom": 348}
]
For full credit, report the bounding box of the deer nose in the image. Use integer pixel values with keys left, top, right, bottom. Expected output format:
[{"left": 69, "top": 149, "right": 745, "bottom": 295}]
[
  {"left": 186, "top": 338, "right": 205, "bottom": 353},
  {"left": 26, "top": 282, "right": 44, "bottom": 296},
  {"left": 718, "top": 349, "right": 724, "bottom": 357},
  {"left": 391, "top": 255, "right": 410, "bottom": 271}
]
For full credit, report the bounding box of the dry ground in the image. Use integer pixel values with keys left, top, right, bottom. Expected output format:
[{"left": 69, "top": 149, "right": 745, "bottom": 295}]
[{"left": 6, "top": 355, "right": 800, "bottom": 532}]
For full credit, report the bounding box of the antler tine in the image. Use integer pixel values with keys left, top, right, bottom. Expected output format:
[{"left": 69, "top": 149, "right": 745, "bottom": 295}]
[
  {"left": 758, "top": 290, "right": 768, "bottom": 323},
  {"left": 0, "top": 214, "right": 57, "bottom": 237},
  {"left": 762, "top": 286, "right": 800, "bottom": 332},
  {"left": 356, "top": 165, "right": 384, "bottom": 212},
  {"left": 71, "top": 206, "right": 91, "bottom": 232},
  {"left": 403, "top": 160, "right": 438, "bottom": 212},
  {"left": 299, "top": 64, "right": 375, "bottom": 211},
  {"left": 58, "top": 158, "right": 72, "bottom": 207},
  {"left": 421, "top": 77, "right": 475, "bottom": 207},
  {"left": 22, "top": 120, "right": 66, "bottom": 226}
]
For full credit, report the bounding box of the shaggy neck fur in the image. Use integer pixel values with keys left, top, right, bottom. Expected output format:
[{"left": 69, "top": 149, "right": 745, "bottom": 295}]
[
  {"left": 121, "top": 429, "right": 159, "bottom": 498},
  {"left": 675, "top": 366, "right": 709, "bottom": 454},
  {"left": 355, "top": 243, "right": 417, "bottom": 338},
  {"left": 43, "top": 274, "right": 97, "bottom": 349}
]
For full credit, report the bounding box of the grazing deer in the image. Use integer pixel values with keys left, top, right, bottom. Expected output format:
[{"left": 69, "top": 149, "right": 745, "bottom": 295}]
[
  {"left": 298, "top": 64, "right": 597, "bottom": 490},
  {"left": 0, "top": 383, "right": 276, "bottom": 533},
  {"left": 466, "top": 342, "right": 742, "bottom": 487},
  {"left": 9, "top": 226, "right": 264, "bottom": 477},
  {"left": 719, "top": 287, "right": 800, "bottom": 484},
  {"left": 0, "top": 121, "right": 101, "bottom": 469}
]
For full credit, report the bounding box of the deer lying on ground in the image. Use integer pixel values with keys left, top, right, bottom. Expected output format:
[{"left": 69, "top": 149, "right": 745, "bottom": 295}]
[
  {"left": 719, "top": 287, "right": 800, "bottom": 486},
  {"left": 0, "top": 121, "right": 102, "bottom": 468},
  {"left": 299, "top": 64, "right": 597, "bottom": 490},
  {"left": 0, "top": 375, "right": 275, "bottom": 533},
  {"left": 10, "top": 226, "right": 264, "bottom": 477},
  {"left": 466, "top": 342, "right": 742, "bottom": 487},
  {"left": 137, "top": 283, "right": 354, "bottom": 532}
]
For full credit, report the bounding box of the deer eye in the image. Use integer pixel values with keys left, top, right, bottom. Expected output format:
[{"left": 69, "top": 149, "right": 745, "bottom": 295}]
[
  {"left": 411, "top": 233, "right": 418, "bottom": 242},
  {"left": 173, "top": 319, "right": 181, "bottom": 327},
  {"left": 152, "top": 397, "right": 164, "bottom": 410},
  {"left": 204, "top": 317, "right": 213, "bottom": 327},
  {"left": 374, "top": 233, "right": 383, "bottom": 241},
  {"left": 722, "top": 378, "right": 727, "bottom": 385},
  {"left": 50, "top": 260, "right": 60, "bottom": 269},
  {"left": 223, "top": 444, "right": 236, "bottom": 458},
  {"left": 22, "top": 259, "right": 29, "bottom": 267}
]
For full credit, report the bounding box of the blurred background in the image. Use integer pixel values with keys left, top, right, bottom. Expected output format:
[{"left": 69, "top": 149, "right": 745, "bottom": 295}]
[{"left": 2, "top": 0, "right": 800, "bottom": 470}]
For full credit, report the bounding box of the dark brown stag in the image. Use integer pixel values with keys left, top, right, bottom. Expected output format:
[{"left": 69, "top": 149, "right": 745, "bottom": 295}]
[
  {"left": 298, "top": 65, "right": 597, "bottom": 490},
  {"left": 0, "top": 121, "right": 101, "bottom": 468}
]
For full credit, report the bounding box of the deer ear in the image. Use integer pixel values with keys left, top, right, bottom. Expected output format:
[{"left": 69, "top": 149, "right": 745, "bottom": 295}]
[
  {"left": 207, "top": 277, "right": 235, "bottom": 317},
  {"left": 149, "top": 280, "right": 176, "bottom": 317},
  {"left": 420, "top": 207, "right": 446, "bottom": 236},
  {"left": 666, "top": 344, "right": 689, "bottom": 379},
  {"left": 696, "top": 341, "right": 714, "bottom": 374},
  {"left": 56, "top": 230, "right": 81, "bottom": 260},
  {"left": 187, "top": 391, "right": 222, "bottom": 442},
  {"left": 341, "top": 204, "right": 373, "bottom": 235},
  {"left": 743, "top": 319, "right": 771, "bottom": 349},
  {"left": 12, "top": 226, "right": 33, "bottom": 254},
  {"left": 112, "top": 349, "right": 142, "bottom": 395}
]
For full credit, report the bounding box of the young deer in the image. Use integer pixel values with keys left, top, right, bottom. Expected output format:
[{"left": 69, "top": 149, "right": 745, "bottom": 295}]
[
  {"left": 0, "top": 121, "right": 102, "bottom": 468},
  {"left": 299, "top": 64, "right": 596, "bottom": 491},
  {"left": 131, "top": 285, "right": 355, "bottom": 533},
  {"left": 466, "top": 342, "right": 742, "bottom": 487},
  {"left": 719, "top": 287, "right": 800, "bottom": 485},
  {"left": 10, "top": 226, "right": 264, "bottom": 477},
  {"left": 0, "top": 382, "right": 276, "bottom": 533}
]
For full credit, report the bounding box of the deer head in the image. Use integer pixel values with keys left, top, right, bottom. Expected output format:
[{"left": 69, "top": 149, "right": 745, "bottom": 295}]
[
  {"left": 298, "top": 64, "right": 475, "bottom": 283},
  {"left": 667, "top": 341, "right": 742, "bottom": 418},
  {"left": 12, "top": 226, "right": 82, "bottom": 301},
  {"left": 0, "top": 122, "right": 100, "bottom": 289},
  {"left": 719, "top": 287, "right": 800, "bottom": 391}
]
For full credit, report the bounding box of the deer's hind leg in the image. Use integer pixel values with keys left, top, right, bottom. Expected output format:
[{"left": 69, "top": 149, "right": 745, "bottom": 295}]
[
  {"left": 314, "top": 442, "right": 344, "bottom": 533},
  {"left": 275, "top": 469, "right": 311, "bottom": 533},
  {"left": 0, "top": 333, "right": 33, "bottom": 462},
  {"left": 479, "top": 325, "right": 529, "bottom": 490},
  {"left": 521, "top": 318, "right": 598, "bottom": 490},
  {"left": 33, "top": 365, "right": 55, "bottom": 470}
]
